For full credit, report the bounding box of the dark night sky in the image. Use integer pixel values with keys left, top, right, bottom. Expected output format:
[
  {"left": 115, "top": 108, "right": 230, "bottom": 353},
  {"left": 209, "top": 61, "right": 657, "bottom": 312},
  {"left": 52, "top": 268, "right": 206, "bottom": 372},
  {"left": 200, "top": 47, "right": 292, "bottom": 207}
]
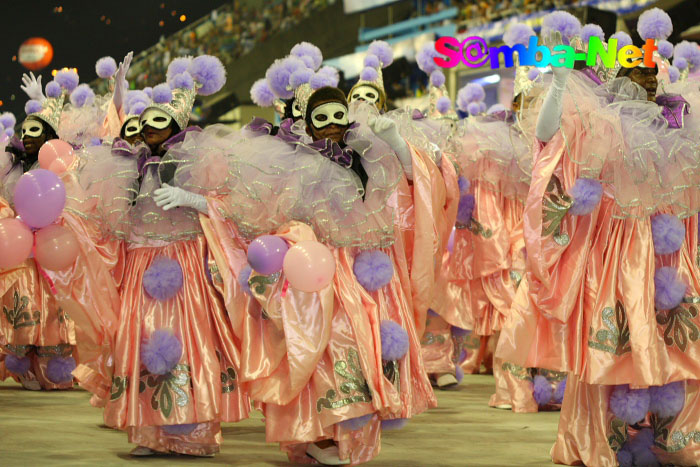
[{"left": 1, "top": 0, "right": 227, "bottom": 118}]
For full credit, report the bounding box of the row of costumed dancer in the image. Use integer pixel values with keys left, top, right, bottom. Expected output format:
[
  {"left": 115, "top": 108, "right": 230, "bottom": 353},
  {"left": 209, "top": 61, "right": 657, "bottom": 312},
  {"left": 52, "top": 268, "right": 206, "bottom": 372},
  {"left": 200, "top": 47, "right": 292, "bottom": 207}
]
[{"left": 1, "top": 7, "right": 700, "bottom": 466}]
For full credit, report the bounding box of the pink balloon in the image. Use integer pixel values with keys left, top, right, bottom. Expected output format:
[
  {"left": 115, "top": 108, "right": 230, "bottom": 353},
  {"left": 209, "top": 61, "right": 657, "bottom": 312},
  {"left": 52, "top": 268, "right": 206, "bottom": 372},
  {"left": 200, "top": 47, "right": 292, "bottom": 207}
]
[
  {"left": 38, "top": 139, "right": 73, "bottom": 170},
  {"left": 0, "top": 218, "right": 33, "bottom": 269},
  {"left": 34, "top": 224, "right": 79, "bottom": 271},
  {"left": 13, "top": 169, "right": 66, "bottom": 228},
  {"left": 48, "top": 158, "right": 69, "bottom": 175},
  {"left": 282, "top": 241, "right": 336, "bottom": 292},
  {"left": 247, "top": 235, "right": 289, "bottom": 275}
]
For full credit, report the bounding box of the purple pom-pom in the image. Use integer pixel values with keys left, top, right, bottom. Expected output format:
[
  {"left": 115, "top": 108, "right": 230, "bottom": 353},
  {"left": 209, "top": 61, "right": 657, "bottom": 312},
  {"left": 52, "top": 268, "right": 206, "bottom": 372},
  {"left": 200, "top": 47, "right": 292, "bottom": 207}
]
[
  {"left": 125, "top": 89, "right": 150, "bottom": 108},
  {"left": 89, "top": 137, "right": 102, "bottom": 146},
  {"left": 458, "top": 176, "right": 470, "bottom": 194},
  {"left": 568, "top": 178, "right": 603, "bottom": 215},
  {"left": 152, "top": 83, "right": 172, "bottom": 104},
  {"left": 299, "top": 55, "right": 315, "bottom": 69},
  {"left": 651, "top": 214, "right": 685, "bottom": 254},
  {"left": 609, "top": 385, "right": 650, "bottom": 424},
  {"left": 45, "top": 81, "right": 62, "bottom": 99},
  {"left": 478, "top": 102, "right": 487, "bottom": 113},
  {"left": 674, "top": 57, "right": 688, "bottom": 70},
  {"left": 46, "top": 356, "right": 76, "bottom": 383},
  {"left": 457, "top": 193, "right": 475, "bottom": 225},
  {"left": 503, "top": 23, "right": 535, "bottom": 47},
  {"left": 637, "top": 7, "right": 673, "bottom": 41},
  {"left": 380, "top": 320, "right": 409, "bottom": 361},
  {"left": 626, "top": 428, "right": 659, "bottom": 467},
  {"left": 353, "top": 250, "right": 394, "bottom": 292},
  {"left": 5, "top": 128, "right": 14, "bottom": 137},
  {"left": 189, "top": 55, "right": 226, "bottom": 96},
  {"left": 55, "top": 69, "right": 79, "bottom": 91},
  {"left": 95, "top": 56, "right": 117, "bottom": 79},
  {"left": 430, "top": 70, "right": 445, "bottom": 87},
  {"left": 533, "top": 375, "right": 553, "bottom": 406},
  {"left": 140, "top": 329, "right": 182, "bottom": 375},
  {"left": 309, "top": 73, "right": 334, "bottom": 90},
  {"left": 581, "top": 24, "right": 605, "bottom": 43},
  {"left": 668, "top": 66, "right": 680, "bottom": 83},
  {"left": 657, "top": 40, "right": 674, "bottom": 59},
  {"left": 162, "top": 423, "right": 197, "bottom": 435},
  {"left": 129, "top": 101, "right": 147, "bottom": 116},
  {"left": 649, "top": 381, "right": 685, "bottom": 418},
  {"left": 553, "top": 378, "right": 567, "bottom": 404},
  {"left": 542, "top": 11, "right": 582, "bottom": 42},
  {"left": 487, "top": 104, "right": 506, "bottom": 115},
  {"left": 250, "top": 79, "right": 275, "bottom": 107},
  {"left": 0, "top": 112, "right": 16, "bottom": 130},
  {"left": 290, "top": 42, "right": 323, "bottom": 70},
  {"left": 143, "top": 87, "right": 153, "bottom": 99},
  {"left": 368, "top": 40, "right": 393, "bottom": 67},
  {"left": 674, "top": 41, "right": 700, "bottom": 69},
  {"left": 238, "top": 264, "right": 253, "bottom": 295},
  {"left": 466, "top": 102, "right": 481, "bottom": 116},
  {"left": 25, "top": 100, "right": 42, "bottom": 115},
  {"left": 610, "top": 32, "right": 633, "bottom": 48},
  {"left": 455, "top": 365, "right": 464, "bottom": 383},
  {"left": 527, "top": 68, "right": 541, "bottom": 81},
  {"left": 171, "top": 72, "right": 194, "bottom": 90},
  {"left": 436, "top": 96, "right": 451, "bottom": 114},
  {"left": 5, "top": 354, "right": 30, "bottom": 374},
  {"left": 317, "top": 66, "right": 340, "bottom": 86},
  {"left": 381, "top": 418, "right": 408, "bottom": 430},
  {"left": 462, "top": 83, "right": 485, "bottom": 103},
  {"left": 364, "top": 54, "right": 380, "bottom": 68},
  {"left": 617, "top": 449, "right": 634, "bottom": 467},
  {"left": 339, "top": 413, "right": 373, "bottom": 431},
  {"left": 655, "top": 267, "right": 686, "bottom": 310},
  {"left": 266, "top": 57, "right": 300, "bottom": 99},
  {"left": 143, "top": 257, "right": 184, "bottom": 301},
  {"left": 69, "top": 84, "right": 95, "bottom": 108},
  {"left": 451, "top": 326, "right": 470, "bottom": 338},
  {"left": 166, "top": 57, "right": 193, "bottom": 83},
  {"left": 289, "top": 67, "right": 314, "bottom": 89},
  {"left": 416, "top": 43, "right": 439, "bottom": 75},
  {"left": 360, "top": 66, "right": 379, "bottom": 82}
]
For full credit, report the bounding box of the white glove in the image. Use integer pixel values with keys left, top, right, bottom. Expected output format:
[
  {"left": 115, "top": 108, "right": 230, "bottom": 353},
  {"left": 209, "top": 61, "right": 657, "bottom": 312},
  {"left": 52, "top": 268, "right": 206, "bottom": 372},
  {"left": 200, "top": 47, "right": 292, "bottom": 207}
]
[
  {"left": 368, "top": 115, "right": 413, "bottom": 179},
  {"left": 21, "top": 72, "right": 45, "bottom": 102},
  {"left": 536, "top": 31, "right": 571, "bottom": 142},
  {"left": 153, "top": 183, "right": 208, "bottom": 214},
  {"left": 113, "top": 51, "right": 133, "bottom": 114}
]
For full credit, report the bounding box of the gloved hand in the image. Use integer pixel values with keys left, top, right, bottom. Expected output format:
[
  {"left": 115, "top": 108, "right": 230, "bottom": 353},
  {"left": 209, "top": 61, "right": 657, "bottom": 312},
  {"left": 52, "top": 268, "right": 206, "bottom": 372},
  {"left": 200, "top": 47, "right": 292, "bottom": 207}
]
[
  {"left": 536, "top": 30, "right": 572, "bottom": 142},
  {"left": 113, "top": 51, "right": 133, "bottom": 115},
  {"left": 153, "top": 183, "right": 208, "bottom": 214},
  {"left": 368, "top": 115, "right": 413, "bottom": 179},
  {"left": 21, "top": 72, "right": 45, "bottom": 102}
]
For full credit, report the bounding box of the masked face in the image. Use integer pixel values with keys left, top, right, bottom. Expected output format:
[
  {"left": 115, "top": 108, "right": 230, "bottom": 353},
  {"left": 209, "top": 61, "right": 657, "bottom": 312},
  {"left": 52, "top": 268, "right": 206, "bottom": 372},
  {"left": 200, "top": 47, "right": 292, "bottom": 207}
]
[
  {"left": 123, "top": 117, "right": 141, "bottom": 138},
  {"left": 308, "top": 102, "right": 349, "bottom": 144},
  {"left": 139, "top": 108, "right": 173, "bottom": 130},
  {"left": 21, "top": 118, "right": 48, "bottom": 156},
  {"left": 291, "top": 100, "right": 302, "bottom": 119},
  {"left": 350, "top": 85, "right": 380, "bottom": 106}
]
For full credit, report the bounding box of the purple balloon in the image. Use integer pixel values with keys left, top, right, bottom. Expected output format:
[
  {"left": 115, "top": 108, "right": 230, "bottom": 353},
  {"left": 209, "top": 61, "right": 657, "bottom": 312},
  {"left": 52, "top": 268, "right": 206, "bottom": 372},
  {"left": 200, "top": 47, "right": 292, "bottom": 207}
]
[
  {"left": 247, "top": 235, "right": 288, "bottom": 275},
  {"left": 13, "top": 169, "right": 66, "bottom": 229}
]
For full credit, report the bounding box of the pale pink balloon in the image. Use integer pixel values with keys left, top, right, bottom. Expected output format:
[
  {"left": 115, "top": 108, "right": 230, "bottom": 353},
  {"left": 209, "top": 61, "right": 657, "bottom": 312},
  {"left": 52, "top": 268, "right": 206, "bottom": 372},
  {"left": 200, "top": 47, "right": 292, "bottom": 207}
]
[
  {"left": 282, "top": 241, "right": 336, "bottom": 292},
  {"left": 0, "top": 218, "right": 33, "bottom": 269},
  {"left": 48, "top": 158, "right": 69, "bottom": 175},
  {"left": 38, "top": 139, "right": 73, "bottom": 171},
  {"left": 34, "top": 224, "right": 79, "bottom": 271}
]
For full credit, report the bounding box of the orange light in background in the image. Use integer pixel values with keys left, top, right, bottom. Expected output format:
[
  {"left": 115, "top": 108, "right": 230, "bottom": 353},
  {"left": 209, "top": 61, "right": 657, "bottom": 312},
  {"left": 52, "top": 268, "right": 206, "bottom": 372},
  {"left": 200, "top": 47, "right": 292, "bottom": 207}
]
[
  {"left": 12, "top": 55, "right": 16, "bottom": 62},
  {"left": 159, "top": 20, "right": 165, "bottom": 27},
  {"left": 171, "top": 10, "right": 176, "bottom": 16},
  {"left": 106, "top": 18, "right": 111, "bottom": 24},
  {"left": 179, "top": 14, "right": 186, "bottom": 22},
  {"left": 0, "top": 101, "right": 4, "bottom": 107},
  {"left": 100, "top": 15, "right": 105, "bottom": 21},
  {"left": 160, "top": 3, "right": 165, "bottom": 8},
  {"left": 51, "top": 69, "right": 58, "bottom": 76}
]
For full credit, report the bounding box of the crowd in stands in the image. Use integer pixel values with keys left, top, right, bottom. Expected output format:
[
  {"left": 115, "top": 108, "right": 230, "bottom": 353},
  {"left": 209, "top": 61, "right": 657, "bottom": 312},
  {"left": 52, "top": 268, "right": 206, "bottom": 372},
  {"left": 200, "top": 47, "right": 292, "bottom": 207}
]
[{"left": 415, "top": 0, "right": 580, "bottom": 26}]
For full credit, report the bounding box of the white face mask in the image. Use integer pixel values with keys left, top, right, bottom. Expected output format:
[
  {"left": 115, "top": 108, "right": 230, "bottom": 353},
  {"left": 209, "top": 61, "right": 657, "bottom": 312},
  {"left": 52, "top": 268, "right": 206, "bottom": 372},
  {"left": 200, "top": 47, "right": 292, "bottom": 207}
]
[
  {"left": 350, "top": 85, "right": 380, "bottom": 105},
  {"left": 310, "top": 102, "right": 349, "bottom": 129},
  {"left": 21, "top": 119, "right": 43, "bottom": 138},
  {"left": 139, "top": 108, "right": 172, "bottom": 130},
  {"left": 291, "top": 100, "right": 302, "bottom": 118},
  {"left": 123, "top": 117, "right": 141, "bottom": 138}
]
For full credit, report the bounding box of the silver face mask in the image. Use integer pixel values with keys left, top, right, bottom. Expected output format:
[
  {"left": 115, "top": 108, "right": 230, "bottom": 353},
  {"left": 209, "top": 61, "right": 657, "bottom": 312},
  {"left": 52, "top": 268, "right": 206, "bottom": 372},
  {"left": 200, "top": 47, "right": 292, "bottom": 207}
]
[
  {"left": 21, "top": 119, "right": 44, "bottom": 138},
  {"left": 139, "top": 108, "right": 172, "bottom": 130},
  {"left": 123, "top": 117, "right": 141, "bottom": 138},
  {"left": 310, "top": 102, "right": 349, "bottom": 129},
  {"left": 291, "top": 100, "right": 302, "bottom": 118},
  {"left": 350, "top": 85, "right": 380, "bottom": 105}
]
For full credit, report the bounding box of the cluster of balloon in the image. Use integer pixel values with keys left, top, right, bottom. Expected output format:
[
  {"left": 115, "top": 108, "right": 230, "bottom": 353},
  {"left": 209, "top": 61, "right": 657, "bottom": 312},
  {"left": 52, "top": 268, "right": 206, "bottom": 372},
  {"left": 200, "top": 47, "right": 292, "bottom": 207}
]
[
  {"left": 0, "top": 169, "right": 78, "bottom": 271},
  {"left": 247, "top": 235, "right": 336, "bottom": 292},
  {"left": 39, "top": 139, "right": 74, "bottom": 175}
]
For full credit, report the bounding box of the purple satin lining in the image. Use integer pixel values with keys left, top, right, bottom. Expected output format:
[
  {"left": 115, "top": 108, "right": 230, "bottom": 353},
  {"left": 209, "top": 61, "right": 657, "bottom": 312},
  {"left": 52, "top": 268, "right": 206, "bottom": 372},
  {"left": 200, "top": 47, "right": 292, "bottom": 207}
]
[{"left": 656, "top": 94, "right": 689, "bottom": 129}]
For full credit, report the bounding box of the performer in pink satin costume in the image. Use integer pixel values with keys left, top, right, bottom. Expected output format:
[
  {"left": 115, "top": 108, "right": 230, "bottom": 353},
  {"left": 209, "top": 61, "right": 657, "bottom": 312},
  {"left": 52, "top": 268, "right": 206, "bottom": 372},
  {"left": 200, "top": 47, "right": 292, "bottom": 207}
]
[
  {"left": 497, "top": 12, "right": 700, "bottom": 465},
  {"left": 189, "top": 74, "right": 436, "bottom": 464},
  {"left": 100, "top": 55, "right": 249, "bottom": 457}
]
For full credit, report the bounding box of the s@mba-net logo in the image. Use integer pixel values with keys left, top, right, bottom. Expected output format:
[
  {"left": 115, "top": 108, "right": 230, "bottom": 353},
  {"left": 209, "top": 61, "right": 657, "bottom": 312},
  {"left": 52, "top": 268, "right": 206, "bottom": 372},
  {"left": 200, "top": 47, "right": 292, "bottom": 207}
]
[{"left": 433, "top": 36, "right": 660, "bottom": 70}]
